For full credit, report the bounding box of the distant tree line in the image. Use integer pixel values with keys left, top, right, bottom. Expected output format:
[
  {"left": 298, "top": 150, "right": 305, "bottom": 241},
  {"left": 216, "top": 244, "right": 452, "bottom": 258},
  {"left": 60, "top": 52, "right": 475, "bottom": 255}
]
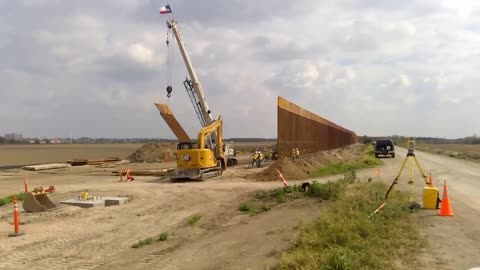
[
  {"left": 0, "top": 136, "right": 278, "bottom": 144},
  {"left": 0, "top": 136, "right": 24, "bottom": 144},
  {"left": 361, "top": 135, "right": 480, "bottom": 145},
  {"left": 224, "top": 138, "right": 276, "bottom": 142}
]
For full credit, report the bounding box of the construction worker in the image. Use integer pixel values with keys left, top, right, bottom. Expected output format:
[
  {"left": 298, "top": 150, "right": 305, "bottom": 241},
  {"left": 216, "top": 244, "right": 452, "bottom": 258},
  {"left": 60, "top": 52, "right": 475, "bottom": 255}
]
[
  {"left": 264, "top": 148, "right": 270, "bottom": 161},
  {"left": 295, "top": 148, "right": 300, "bottom": 159},
  {"left": 258, "top": 151, "right": 263, "bottom": 167},
  {"left": 251, "top": 150, "right": 258, "bottom": 167},
  {"left": 291, "top": 148, "right": 296, "bottom": 160}
]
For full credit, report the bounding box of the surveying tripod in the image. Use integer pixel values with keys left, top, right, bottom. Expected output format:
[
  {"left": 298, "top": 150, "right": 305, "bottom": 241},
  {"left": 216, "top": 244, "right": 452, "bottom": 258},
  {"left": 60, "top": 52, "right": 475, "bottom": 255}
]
[{"left": 384, "top": 139, "right": 430, "bottom": 202}]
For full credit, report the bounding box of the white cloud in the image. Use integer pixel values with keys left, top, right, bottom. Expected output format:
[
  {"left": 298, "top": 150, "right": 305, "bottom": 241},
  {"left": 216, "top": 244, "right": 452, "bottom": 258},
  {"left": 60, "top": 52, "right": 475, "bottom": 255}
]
[
  {"left": 0, "top": 0, "right": 479, "bottom": 139},
  {"left": 128, "top": 43, "right": 154, "bottom": 65},
  {"left": 400, "top": 75, "right": 411, "bottom": 87}
]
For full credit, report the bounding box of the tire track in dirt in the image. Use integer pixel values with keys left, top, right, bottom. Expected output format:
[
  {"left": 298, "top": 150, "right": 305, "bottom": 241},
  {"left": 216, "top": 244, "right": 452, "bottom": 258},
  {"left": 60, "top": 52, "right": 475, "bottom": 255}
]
[
  {"left": 0, "top": 196, "right": 188, "bottom": 269},
  {"left": 0, "top": 231, "right": 97, "bottom": 269}
]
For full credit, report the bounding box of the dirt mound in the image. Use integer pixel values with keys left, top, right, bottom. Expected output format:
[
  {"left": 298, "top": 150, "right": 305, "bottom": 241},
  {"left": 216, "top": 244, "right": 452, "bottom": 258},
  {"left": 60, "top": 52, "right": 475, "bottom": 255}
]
[
  {"left": 248, "top": 144, "right": 363, "bottom": 181},
  {"left": 128, "top": 143, "right": 176, "bottom": 163}
]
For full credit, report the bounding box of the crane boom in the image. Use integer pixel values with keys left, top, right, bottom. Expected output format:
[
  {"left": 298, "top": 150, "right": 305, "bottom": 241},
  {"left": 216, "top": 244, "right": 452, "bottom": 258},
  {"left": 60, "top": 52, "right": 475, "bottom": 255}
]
[
  {"left": 167, "top": 19, "right": 214, "bottom": 126},
  {"left": 165, "top": 18, "right": 238, "bottom": 167}
]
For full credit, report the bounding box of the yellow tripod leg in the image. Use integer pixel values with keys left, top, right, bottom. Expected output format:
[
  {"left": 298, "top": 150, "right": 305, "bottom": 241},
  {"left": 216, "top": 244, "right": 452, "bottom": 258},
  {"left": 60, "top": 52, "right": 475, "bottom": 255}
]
[
  {"left": 408, "top": 157, "right": 415, "bottom": 201},
  {"left": 384, "top": 155, "right": 408, "bottom": 200},
  {"left": 413, "top": 156, "right": 429, "bottom": 185}
]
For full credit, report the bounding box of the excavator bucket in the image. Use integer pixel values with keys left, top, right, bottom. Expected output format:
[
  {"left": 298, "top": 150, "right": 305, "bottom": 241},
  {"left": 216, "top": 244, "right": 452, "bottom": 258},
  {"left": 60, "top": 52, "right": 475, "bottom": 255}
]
[{"left": 23, "top": 192, "right": 58, "bottom": 213}]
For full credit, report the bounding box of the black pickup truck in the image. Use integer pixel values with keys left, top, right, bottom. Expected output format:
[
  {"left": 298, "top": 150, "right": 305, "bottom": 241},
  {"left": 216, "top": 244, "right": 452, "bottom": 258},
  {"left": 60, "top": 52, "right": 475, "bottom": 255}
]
[{"left": 374, "top": 139, "right": 395, "bottom": 158}]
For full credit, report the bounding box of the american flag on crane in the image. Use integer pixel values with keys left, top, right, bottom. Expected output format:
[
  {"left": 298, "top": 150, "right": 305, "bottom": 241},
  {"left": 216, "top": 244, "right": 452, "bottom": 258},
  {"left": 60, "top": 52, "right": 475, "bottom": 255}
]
[{"left": 159, "top": 5, "right": 172, "bottom": 14}]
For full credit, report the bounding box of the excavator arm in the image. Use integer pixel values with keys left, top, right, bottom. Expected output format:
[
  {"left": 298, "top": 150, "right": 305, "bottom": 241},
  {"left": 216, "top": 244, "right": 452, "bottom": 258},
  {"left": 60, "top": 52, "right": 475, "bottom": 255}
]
[{"left": 197, "top": 116, "right": 224, "bottom": 161}]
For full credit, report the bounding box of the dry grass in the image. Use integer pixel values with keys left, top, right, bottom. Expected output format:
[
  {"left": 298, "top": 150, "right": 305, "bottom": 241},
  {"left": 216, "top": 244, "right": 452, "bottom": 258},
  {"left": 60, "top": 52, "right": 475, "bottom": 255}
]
[
  {"left": 0, "top": 143, "right": 143, "bottom": 165},
  {"left": 417, "top": 144, "right": 480, "bottom": 161},
  {"left": 0, "top": 142, "right": 274, "bottom": 166},
  {"left": 275, "top": 182, "right": 422, "bottom": 270},
  {"left": 311, "top": 145, "right": 383, "bottom": 177},
  {"left": 230, "top": 141, "right": 276, "bottom": 152}
]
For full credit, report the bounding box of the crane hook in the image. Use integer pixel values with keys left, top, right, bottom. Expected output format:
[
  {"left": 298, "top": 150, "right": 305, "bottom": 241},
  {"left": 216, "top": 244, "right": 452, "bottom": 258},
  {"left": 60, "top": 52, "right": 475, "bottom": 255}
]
[{"left": 166, "top": 85, "right": 173, "bottom": 98}]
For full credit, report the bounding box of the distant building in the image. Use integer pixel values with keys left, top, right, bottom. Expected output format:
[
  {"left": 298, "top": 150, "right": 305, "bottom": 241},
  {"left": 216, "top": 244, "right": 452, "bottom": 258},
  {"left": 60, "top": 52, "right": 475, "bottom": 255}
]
[
  {"left": 50, "top": 138, "right": 62, "bottom": 144},
  {"left": 4, "top": 133, "right": 24, "bottom": 142}
]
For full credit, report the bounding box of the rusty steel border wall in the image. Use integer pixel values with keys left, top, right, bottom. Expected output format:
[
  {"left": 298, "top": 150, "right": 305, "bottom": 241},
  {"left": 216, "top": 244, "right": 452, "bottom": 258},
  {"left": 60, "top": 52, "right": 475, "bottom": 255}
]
[{"left": 277, "top": 96, "right": 358, "bottom": 159}]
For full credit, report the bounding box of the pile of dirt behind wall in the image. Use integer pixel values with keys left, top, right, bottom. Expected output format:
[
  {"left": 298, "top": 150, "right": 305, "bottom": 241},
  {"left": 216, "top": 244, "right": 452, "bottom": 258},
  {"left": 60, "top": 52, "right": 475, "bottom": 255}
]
[
  {"left": 127, "top": 143, "right": 177, "bottom": 163},
  {"left": 247, "top": 144, "right": 363, "bottom": 181}
]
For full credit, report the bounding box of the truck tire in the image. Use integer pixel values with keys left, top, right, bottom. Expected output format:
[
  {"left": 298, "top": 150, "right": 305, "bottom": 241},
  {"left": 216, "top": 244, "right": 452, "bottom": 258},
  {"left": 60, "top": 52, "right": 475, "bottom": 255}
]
[{"left": 391, "top": 153, "right": 395, "bottom": 158}]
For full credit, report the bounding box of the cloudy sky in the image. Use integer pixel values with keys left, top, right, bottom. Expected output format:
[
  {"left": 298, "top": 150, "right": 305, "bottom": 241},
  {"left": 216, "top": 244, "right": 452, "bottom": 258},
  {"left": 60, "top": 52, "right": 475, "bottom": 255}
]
[{"left": 1, "top": 0, "right": 479, "bottom": 139}]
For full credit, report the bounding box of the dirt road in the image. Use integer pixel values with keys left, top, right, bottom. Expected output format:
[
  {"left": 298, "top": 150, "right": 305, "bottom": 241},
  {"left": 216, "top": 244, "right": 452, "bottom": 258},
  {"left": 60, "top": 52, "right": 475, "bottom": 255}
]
[
  {"left": 0, "top": 163, "right": 320, "bottom": 270},
  {"left": 0, "top": 146, "right": 479, "bottom": 269},
  {"left": 363, "top": 147, "right": 480, "bottom": 270}
]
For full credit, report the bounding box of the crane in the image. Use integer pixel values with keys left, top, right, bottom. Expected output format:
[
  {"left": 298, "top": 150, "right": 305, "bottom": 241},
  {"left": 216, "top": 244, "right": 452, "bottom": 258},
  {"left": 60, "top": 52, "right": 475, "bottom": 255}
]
[{"left": 165, "top": 19, "right": 237, "bottom": 165}]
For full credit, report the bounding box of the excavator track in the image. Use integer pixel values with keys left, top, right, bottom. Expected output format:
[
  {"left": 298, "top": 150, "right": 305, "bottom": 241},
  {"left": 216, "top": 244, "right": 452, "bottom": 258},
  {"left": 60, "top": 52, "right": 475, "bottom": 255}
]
[
  {"left": 199, "top": 169, "right": 222, "bottom": 181},
  {"left": 169, "top": 167, "right": 222, "bottom": 182}
]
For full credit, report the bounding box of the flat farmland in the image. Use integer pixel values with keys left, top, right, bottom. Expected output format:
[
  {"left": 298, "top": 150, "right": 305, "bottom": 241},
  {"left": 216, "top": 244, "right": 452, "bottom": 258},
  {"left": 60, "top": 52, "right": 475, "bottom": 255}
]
[
  {"left": 0, "top": 144, "right": 143, "bottom": 166},
  {"left": 0, "top": 141, "right": 276, "bottom": 166},
  {"left": 417, "top": 143, "right": 480, "bottom": 161},
  {"left": 226, "top": 141, "right": 276, "bottom": 152}
]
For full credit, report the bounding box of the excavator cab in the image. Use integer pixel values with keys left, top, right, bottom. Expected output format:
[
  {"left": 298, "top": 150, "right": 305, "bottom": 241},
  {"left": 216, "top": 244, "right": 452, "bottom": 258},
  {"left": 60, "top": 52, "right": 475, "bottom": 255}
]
[{"left": 177, "top": 142, "right": 197, "bottom": 150}]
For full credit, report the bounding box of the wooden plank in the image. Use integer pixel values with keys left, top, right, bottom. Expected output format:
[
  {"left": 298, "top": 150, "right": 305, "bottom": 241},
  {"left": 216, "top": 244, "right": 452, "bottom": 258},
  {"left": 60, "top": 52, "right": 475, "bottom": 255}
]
[{"left": 22, "top": 163, "right": 72, "bottom": 171}]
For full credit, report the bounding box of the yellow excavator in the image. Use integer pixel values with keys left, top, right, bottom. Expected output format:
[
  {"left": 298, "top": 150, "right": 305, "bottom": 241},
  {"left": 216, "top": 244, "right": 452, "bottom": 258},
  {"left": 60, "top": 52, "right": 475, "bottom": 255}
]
[{"left": 170, "top": 116, "right": 226, "bottom": 181}]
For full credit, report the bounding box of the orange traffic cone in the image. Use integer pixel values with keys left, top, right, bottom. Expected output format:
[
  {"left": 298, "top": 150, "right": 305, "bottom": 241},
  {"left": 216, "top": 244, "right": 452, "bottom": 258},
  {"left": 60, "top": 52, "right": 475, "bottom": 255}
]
[
  {"left": 24, "top": 178, "right": 28, "bottom": 192},
  {"left": 427, "top": 173, "right": 434, "bottom": 187},
  {"left": 126, "top": 168, "right": 134, "bottom": 182},
  {"left": 8, "top": 196, "right": 25, "bottom": 237},
  {"left": 438, "top": 180, "right": 454, "bottom": 216}
]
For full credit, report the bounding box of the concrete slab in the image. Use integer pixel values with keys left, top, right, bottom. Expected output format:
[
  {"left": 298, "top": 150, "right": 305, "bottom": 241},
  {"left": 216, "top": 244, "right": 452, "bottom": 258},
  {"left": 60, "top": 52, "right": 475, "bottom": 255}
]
[
  {"left": 59, "top": 197, "right": 129, "bottom": 208},
  {"left": 59, "top": 199, "right": 105, "bottom": 208},
  {"left": 103, "top": 197, "right": 129, "bottom": 206}
]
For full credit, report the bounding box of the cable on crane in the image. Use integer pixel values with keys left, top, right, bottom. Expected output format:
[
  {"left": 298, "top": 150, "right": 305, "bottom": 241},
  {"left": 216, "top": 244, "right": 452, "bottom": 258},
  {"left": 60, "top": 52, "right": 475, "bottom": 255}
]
[{"left": 166, "top": 29, "right": 174, "bottom": 99}]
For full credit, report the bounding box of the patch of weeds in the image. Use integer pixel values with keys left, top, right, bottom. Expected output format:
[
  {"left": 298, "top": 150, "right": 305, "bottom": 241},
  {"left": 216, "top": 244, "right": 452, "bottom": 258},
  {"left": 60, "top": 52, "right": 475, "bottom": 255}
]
[
  {"left": 274, "top": 188, "right": 287, "bottom": 203},
  {"left": 254, "top": 204, "right": 272, "bottom": 214},
  {"left": 0, "top": 198, "right": 9, "bottom": 207},
  {"left": 0, "top": 192, "right": 26, "bottom": 206},
  {"left": 312, "top": 146, "right": 382, "bottom": 177},
  {"left": 305, "top": 181, "right": 344, "bottom": 201},
  {"left": 342, "top": 169, "right": 357, "bottom": 184},
  {"left": 448, "top": 152, "right": 456, "bottom": 157},
  {"left": 239, "top": 202, "right": 254, "bottom": 213},
  {"left": 187, "top": 214, "right": 202, "bottom": 226},
  {"left": 275, "top": 182, "right": 422, "bottom": 270},
  {"left": 131, "top": 237, "right": 153, "bottom": 248},
  {"left": 255, "top": 191, "right": 269, "bottom": 201},
  {"left": 158, "top": 232, "right": 168, "bottom": 241}
]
